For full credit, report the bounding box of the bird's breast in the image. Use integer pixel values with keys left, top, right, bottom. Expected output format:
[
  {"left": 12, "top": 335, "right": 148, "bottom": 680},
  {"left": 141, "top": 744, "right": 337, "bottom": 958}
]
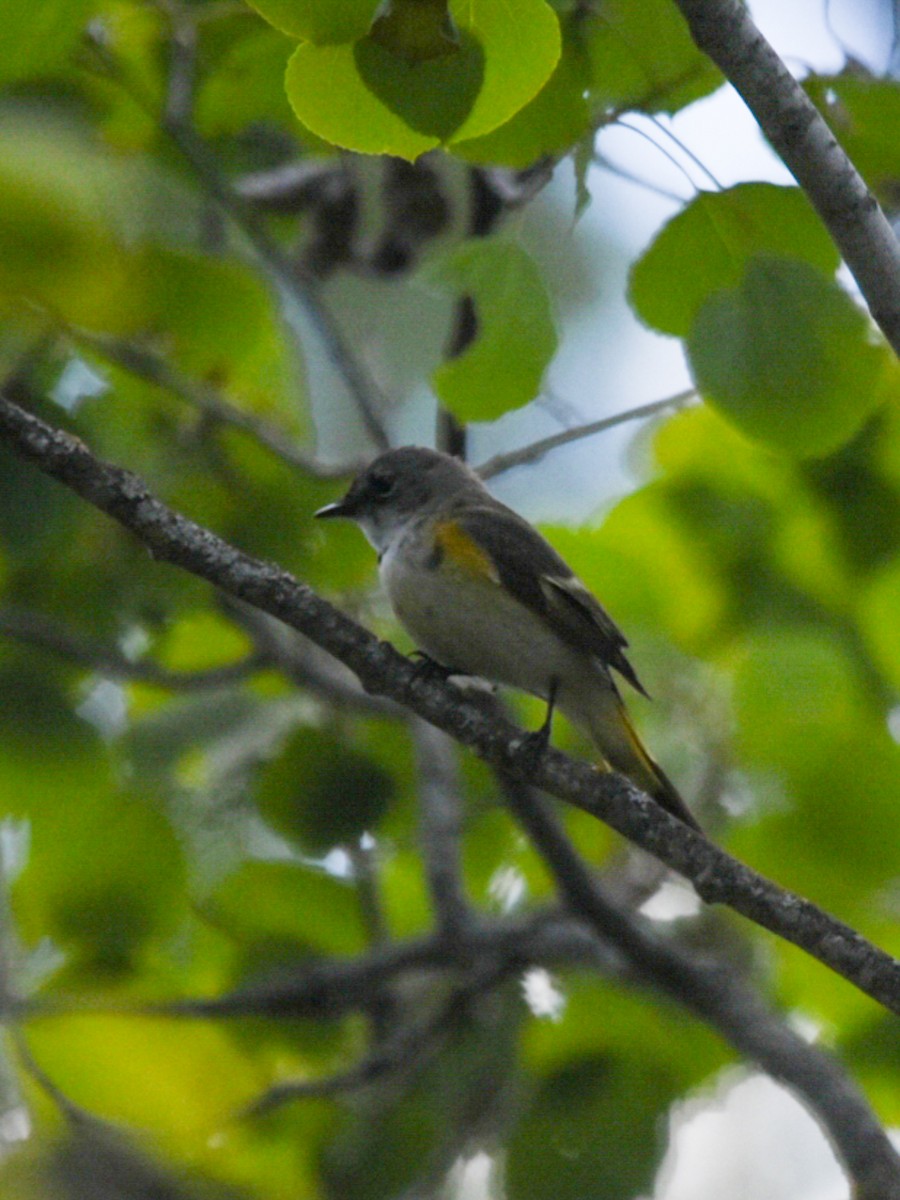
[{"left": 379, "top": 524, "right": 594, "bottom": 700}]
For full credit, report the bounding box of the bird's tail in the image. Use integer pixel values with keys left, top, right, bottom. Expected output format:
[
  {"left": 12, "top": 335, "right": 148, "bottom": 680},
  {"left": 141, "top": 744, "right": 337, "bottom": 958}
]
[{"left": 576, "top": 686, "right": 701, "bottom": 831}]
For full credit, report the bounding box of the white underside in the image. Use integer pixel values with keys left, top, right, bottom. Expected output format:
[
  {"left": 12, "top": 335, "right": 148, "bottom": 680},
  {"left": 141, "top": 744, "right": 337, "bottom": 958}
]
[{"left": 379, "top": 524, "right": 613, "bottom": 730}]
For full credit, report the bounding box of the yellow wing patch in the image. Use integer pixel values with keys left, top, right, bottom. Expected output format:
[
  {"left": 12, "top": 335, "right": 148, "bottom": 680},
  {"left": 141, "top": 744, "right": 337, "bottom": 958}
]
[{"left": 434, "top": 519, "right": 500, "bottom": 582}]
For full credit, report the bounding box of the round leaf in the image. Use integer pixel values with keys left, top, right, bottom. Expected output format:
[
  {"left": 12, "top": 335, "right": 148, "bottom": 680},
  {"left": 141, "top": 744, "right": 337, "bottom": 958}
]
[
  {"left": 256, "top": 726, "right": 394, "bottom": 852},
  {"left": 429, "top": 238, "right": 557, "bottom": 422},
  {"left": 0, "top": 0, "right": 95, "bottom": 86},
  {"left": 687, "top": 257, "right": 887, "bottom": 457},
  {"left": 245, "top": 0, "right": 381, "bottom": 43},
  {"left": 630, "top": 185, "right": 840, "bottom": 337},
  {"left": 285, "top": 0, "right": 560, "bottom": 159},
  {"left": 585, "top": 0, "right": 721, "bottom": 115}
]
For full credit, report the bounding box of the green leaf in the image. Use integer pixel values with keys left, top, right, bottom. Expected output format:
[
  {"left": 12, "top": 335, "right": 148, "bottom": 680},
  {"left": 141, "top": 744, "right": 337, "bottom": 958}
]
[
  {"left": 858, "top": 556, "right": 900, "bottom": 691},
  {"left": 688, "top": 257, "right": 887, "bottom": 457},
  {"left": 0, "top": 117, "right": 142, "bottom": 332},
  {"left": 807, "top": 75, "right": 900, "bottom": 198},
  {"left": 429, "top": 238, "right": 557, "bottom": 422},
  {"left": 729, "top": 629, "right": 900, "bottom": 915},
  {"left": 630, "top": 184, "right": 840, "bottom": 337},
  {"left": 144, "top": 247, "right": 296, "bottom": 406},
  {"left": 195, "top": 26, "right": 298, "bottom": 136},
  {"left": 454, "top": 34, "right": 590, "bottom": 167},
  {"left": 209, "top": 860, "right": 366, "bottom": 958},
  {"left": 585, "top": 0, "right": 721, "bottom": 115},
  {"left": 284, "top": 0, "right": 560, "bottom": 159},
  {"left": 256, "top": 726, "right": 394, "bottom": 853},
  {"left": 245, "top": 0, "right": 382, "bottom": 43},
  {"left": 508, "top": 1050, "right": 674, "bottom": 1200},
  {"left": 0, "top": 0, "right": 95, "bottom": 86}
]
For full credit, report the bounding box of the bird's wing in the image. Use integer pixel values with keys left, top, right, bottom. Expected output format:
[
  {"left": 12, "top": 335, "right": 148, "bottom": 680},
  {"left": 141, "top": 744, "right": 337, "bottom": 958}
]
[{"left": 453, "top": 503, "right": 648, "bottom": 695}]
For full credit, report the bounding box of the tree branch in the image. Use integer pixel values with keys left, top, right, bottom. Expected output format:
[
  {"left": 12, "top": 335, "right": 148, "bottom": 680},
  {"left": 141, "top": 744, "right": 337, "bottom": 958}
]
[
  {"left": 673, "top": 0, "right": 900, "bottom": 357},
  {"left": 0, "top": 605, "right": 263, "bottom": 692},
  {"left": 495, "top": 771, "right": 900, "bottom": 1200},
  {"left": 1, "top": 391, "right": 899, "bottom": 1016},
  {"left": 412, "top": 719, "right": 472, "bottom": 939},
  {"left": 87, "top": 27, "right": 391, "bottom": 451},
  {"left": 76, "top": 332, "right": 364, "bottom": 478}
]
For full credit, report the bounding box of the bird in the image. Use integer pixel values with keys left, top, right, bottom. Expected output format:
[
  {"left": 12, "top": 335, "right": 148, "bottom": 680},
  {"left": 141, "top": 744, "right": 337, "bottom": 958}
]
[{"left": 316, "top": 446, "right": 699, "bottom": 830}]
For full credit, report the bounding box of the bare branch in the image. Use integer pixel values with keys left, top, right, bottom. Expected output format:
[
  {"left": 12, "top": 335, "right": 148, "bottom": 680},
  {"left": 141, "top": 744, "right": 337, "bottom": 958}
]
[
  {"left": 673, "top": 0, "right": 900, "bottom": 356},
  {"left": 1, "top": 391, "right": 899, "bottom": 1016},
  {"left": 87, "top": 27, "right": 391, "bottom": 451},
  {"left": 476, "top": 389, "right": 696, "bottom": 480},
  {"left": 76, "top": 331, "right": 364, "bottom": 478},
  {"left": 412, "top": 719, "right": 471, "bottom": 939}
]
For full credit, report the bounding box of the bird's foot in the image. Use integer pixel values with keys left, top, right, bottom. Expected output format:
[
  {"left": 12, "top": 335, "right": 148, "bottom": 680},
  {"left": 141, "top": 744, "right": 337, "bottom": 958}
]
[
  {"left": 516, "top": 679, "right": 559, "bottom": 767},
  {"left": 409, "top": 650, "right": 459, "bottom": 685}
]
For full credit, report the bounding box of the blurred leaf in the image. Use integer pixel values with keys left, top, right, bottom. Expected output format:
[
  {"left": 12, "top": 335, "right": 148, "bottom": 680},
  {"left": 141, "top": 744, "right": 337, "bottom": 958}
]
[
  {"left": 585, "top": 0, "right": 721, "bottom": 115},
  {"left": 858, "top": 556, "right": 900, "bottom": 691},
  {"left": 688, "top": 257, "right": 888, "bottom": 457},
  {"left": 246, "top": 0, "right": 382, "bottom": 43},
  {"left": 143, "top": 247, "right": 299, "bottom": 409},
  {"left": 508, "top": 1051, "right": 672, "bottom": 1200},
  {"left": 729, "top": 628, "right": 900, "bottom": 914},
  {"left": 0, "top": 0, "right": 95, "bottom": 86},
  {"left": 0, "top": 118, "right": 143, "bottom": 332},
  {"left": 256, "top": 725, "right": 394, "bottom": 853},
  {"left": 195, "top": 25, "right": 298, "bottom": 136},
  {"left": 429, "top": 238, "right": 557, "bottom": 421},
  {"left": 630, "top": 184, "right": 840, "bottom": 337},
  {"left": 14, "top": 783, "right": 185, "bottom": 977},
  {"left": 285, "top": 0, "right": 560, "bottom": 158},
  {"left": 153, "top": 609, "right": 254, "bottom": 674},
  {"left": 26, "top": 1015, "right": 263, "bottom": 1145},
  {"left": 208, "top": 860, "right": 366, "bottom": 958},
  {"left": 509, "top": 977, "right": 726, "bottom": 1199}
]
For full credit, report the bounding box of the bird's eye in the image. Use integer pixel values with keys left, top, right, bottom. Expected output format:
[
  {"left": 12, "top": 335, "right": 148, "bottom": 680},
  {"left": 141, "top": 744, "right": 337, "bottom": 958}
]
[{"left": 368, "top": 472, "right": 396, "bottom": 499}]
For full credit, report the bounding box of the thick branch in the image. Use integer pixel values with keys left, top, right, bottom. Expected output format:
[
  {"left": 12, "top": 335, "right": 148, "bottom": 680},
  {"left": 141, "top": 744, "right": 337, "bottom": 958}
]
[
  {"left": 1, "top": 392, "right": 899, "bottom": 1016},
  {"left": 498, "top": 773, "right": 900, "bottom": 1200},
  {"left": 673, "top": 0, "right": 900, "bottom": 356}
]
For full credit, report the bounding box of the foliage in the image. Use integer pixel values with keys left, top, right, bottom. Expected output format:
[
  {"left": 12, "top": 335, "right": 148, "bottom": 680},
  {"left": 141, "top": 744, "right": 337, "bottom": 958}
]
[{"left": 0, "top": 1, "right": 899, "bottom": 1198}]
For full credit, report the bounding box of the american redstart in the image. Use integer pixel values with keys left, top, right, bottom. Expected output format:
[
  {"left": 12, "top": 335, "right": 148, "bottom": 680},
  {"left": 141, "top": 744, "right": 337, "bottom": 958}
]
[{"left": 316, "top": 446, "right": 698, "bottom": 830}]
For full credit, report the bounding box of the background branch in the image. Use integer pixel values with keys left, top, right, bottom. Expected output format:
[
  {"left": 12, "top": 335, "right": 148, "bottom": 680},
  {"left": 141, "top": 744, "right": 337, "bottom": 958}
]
[
  {"left": 1, "top": 390, "right": 898, "bottom": 1017},
  {"left": 0, "top": 605, "right": 263, "bottom": 691},
  {"left": 476, "top": 389, "right": 696, "bottom": 480},
  {"left": 495, "top": 771, "right": 900, "bottom": 1200}
]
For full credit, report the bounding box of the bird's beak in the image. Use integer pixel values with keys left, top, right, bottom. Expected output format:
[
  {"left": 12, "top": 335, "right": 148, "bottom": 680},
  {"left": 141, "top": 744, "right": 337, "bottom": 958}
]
[{"left": 314, "top": 499, "right": 351, "bottom": 519}]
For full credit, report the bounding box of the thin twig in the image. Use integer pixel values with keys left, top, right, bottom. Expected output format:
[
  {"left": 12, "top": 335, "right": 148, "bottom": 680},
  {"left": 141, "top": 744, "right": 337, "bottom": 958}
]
[
  {"left": 242, "top": 962, "right": 505, "bottom": 1118},
  {"left": 591, "top": 152, "right": 689, "bottom": 203},
  {"left": 159, "top": 119, "right": 391, "bottom": 450},
  {"left": 86, "top": 27, "right": 391, "bottom": 451},
  {"left": 0, "top": 605, "right": 263, "bottom": 691},
  {"left": 673, "top": 0, "right": 900, "bottom": 356},
  {"left": 76, "top": 331, "right": 363, "bottom": 478},
  {"left": 1, "top": 392, "right": 899, "bottom": 1016},
  {"left": 476, "top": 389, "right": 696, "bottom": 479}
]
